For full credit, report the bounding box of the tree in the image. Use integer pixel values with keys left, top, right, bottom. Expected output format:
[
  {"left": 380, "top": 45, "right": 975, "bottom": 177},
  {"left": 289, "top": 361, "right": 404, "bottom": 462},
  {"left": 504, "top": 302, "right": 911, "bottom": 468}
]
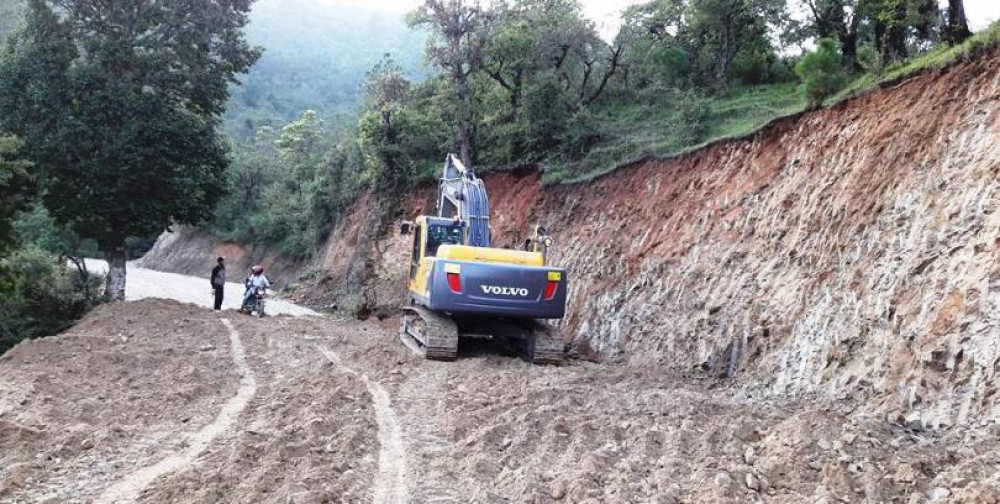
[
  {"left": 800, "top": 0, "right": 862, "bottom": 71},
  {"left": 409, "top": 0, "right": 497, "bottom": 167},
  {"left": 796, "top": 38, "right": 847, "bottom": 108},
  {"left": 0, "top": 0, "right": 260, "bottom": 300},
  {"left": 623, "top": 0, "right": 787, "bottom": 94},
  {"left": 0, "top": 134, "right": 33, "bottom": 255},
  {"left": 945, "top": 0, "right": 972, "bottom": 45},
  {"left": 275, "top": 110, "right": 331, "bottom": 181},
  {"left": 359, "top": 56, "right": 416, "bottom": 191}
]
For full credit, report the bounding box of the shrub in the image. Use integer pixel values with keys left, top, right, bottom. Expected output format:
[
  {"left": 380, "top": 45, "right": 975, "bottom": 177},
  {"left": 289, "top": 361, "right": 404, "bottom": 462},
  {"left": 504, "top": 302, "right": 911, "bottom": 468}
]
[
  {"left": 795, "top": 38, "right": 848, "bottom": 108},
  {"left": 0, "top": 246, "right": 103, "bottom": 353},
  {"left": 857, "top": 44, "right": 884, "bottom": 76},
  {"left": 672, "top": 89, "right": 712, "bottom": 145}
]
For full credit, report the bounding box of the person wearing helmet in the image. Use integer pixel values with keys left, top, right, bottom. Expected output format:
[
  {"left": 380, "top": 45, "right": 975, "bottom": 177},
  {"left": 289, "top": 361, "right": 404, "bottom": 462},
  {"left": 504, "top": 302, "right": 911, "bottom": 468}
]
[{"left": 241, "top": 264, "right": 271, "bottom": 312}]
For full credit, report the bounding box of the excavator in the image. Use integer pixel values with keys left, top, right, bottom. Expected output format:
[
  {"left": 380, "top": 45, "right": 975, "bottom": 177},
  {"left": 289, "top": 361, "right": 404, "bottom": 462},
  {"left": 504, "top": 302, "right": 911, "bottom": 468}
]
[{"left": 399, "top": 154, "right": 567, "bottom": 364}]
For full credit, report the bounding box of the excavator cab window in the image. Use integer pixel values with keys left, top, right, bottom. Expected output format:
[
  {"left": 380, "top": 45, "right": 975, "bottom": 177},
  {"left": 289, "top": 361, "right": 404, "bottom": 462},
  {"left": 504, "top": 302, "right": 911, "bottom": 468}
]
[
  {"left": 426, "top": 224, "right": 463, "bottom": 257},
  {"left": 409, "top": 225, "right": 421, "bottom": 279}
]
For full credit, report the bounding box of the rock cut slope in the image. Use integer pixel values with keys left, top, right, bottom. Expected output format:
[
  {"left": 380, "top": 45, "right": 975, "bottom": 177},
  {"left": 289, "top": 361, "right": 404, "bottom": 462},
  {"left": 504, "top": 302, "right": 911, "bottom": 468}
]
[{"left": 293, "top": 47, "right": 1000, "bottom": 432}]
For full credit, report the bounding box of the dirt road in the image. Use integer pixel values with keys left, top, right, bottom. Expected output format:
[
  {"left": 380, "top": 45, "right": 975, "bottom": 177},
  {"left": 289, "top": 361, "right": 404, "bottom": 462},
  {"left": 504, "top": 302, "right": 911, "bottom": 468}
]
[
  {"left": 83, "top": 260, "right": 315, "bottom": 316},
  {"left": 2, "top": 273, "right": 999, "bottom": 502}
]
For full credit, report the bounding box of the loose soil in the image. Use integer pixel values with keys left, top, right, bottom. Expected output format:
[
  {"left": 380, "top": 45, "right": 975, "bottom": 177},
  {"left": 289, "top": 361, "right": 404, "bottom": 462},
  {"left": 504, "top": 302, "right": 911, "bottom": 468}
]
[{"left": 4, "top": 299, "right": 997, "bottom": 503}]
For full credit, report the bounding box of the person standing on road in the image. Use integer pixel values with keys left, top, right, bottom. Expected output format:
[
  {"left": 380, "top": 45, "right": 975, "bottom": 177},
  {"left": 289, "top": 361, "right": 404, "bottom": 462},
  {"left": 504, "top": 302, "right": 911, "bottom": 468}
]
[{"left": 211, "top": 257, "right": 226, "bottom": 310}]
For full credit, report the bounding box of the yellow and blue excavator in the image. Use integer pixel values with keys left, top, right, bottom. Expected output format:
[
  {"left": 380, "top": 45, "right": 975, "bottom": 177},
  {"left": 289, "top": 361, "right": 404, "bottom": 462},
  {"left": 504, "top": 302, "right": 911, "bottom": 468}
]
[{"left": 400, "top": 154, "right": 567, "bottom": 364}]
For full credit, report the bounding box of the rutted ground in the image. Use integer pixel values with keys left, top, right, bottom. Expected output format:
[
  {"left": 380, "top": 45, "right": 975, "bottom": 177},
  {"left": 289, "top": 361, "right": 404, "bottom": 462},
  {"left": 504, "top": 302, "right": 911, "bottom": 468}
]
[
  {"left": 0, "top": 301, "right": 378, "bottom": 504},
  {"left": 3, "top": 300, "right": 1000, "bottom": 503}
]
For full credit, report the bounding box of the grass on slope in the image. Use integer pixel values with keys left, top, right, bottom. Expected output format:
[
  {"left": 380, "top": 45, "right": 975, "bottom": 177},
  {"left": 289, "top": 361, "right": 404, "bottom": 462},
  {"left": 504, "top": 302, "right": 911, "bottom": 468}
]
[
  {"left": 829, "top": 21, "right": 1000, "bottom": 105},
  {"left": 548, "top": 21, "right": 1000, "bottom": 185},
  {"left": 545, "top": 82, "right": 807, "bottom": 184}
]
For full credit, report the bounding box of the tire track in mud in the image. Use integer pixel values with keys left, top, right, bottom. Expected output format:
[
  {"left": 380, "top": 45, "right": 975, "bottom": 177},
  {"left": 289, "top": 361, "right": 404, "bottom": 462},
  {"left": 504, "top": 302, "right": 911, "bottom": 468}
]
[
  {"left": 94, "top": 318, "right": 257, "bottom": 504},
  {"left": 317, "top": 345, "right": 409, "bottom": 504}
]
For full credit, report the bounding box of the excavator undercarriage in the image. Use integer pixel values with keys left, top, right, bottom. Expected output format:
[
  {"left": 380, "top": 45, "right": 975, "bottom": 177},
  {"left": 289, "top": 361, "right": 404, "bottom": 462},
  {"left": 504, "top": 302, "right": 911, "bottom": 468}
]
[{"left": 399, "top": 304, "right": 564, "bottom": 364}]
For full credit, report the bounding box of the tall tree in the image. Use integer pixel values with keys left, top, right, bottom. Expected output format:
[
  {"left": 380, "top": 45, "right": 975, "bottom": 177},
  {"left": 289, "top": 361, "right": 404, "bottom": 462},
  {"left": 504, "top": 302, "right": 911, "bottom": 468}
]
[
  {"left": 624, "top": 0, "right": 787, "bottom": 94},
  {"left": 409, "top": 0, "right": 497, "bottom": 167},
  {"left": 359, "top": 56, "right": 415, "bottom": 191},
  {"left": 0, "top": 0, "right": 260, "bottom": 300},
  {"left": 483, "top": 1, "right": 621, "bottom": 117},
  {"left": 945, "top": 0, "right": 972, "bottom": 45}
]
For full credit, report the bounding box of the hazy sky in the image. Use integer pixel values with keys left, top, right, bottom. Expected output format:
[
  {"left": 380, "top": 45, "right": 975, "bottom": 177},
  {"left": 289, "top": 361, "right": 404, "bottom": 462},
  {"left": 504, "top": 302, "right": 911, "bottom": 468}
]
[{"left": 316, "top": 0, "right": 1000, "bottom": 38}]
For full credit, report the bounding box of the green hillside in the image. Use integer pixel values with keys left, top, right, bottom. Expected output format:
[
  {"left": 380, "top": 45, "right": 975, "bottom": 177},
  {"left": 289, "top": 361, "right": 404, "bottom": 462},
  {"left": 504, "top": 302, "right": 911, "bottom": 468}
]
[
  {"left": 0, "top": 0, "right": 24, "bottom": 42},
  {"left": 224, "top": 0, "right": 426, "bottom": 139}
]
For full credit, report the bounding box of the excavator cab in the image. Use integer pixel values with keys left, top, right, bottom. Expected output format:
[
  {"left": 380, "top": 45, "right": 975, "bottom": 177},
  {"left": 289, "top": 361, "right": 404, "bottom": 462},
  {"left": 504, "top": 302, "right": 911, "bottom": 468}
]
[{"left": 398, "top": 155, "right": 567, "bottom": 364}]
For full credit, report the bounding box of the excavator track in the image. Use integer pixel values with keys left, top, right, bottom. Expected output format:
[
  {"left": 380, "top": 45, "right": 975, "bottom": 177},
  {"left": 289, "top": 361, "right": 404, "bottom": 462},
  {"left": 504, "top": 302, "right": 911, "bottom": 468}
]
[
  {"left": 523, "top": 320, "right": 564, "bottom": 365},
  {"left": 400, "top": 305, "right": 459, "bottom": 361}
]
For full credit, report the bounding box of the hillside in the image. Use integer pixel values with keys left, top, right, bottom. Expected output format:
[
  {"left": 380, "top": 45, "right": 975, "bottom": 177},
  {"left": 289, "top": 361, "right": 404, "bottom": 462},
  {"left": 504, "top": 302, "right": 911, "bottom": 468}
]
[
  {"left": 144, "top": 42, "right": 1000, "bottom": 431},
  {"left": 0, "top": 0, "right": 424, "bottom": 137},
  {"left": 224, "top": 0, "right": 426, "bottom": 138}
]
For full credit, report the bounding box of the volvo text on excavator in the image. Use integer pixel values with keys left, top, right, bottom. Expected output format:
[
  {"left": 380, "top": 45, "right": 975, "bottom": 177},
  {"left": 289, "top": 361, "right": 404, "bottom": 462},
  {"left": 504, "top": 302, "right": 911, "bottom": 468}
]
[{"left": 399, "top": 154, "right": 567, "bottom": 364}]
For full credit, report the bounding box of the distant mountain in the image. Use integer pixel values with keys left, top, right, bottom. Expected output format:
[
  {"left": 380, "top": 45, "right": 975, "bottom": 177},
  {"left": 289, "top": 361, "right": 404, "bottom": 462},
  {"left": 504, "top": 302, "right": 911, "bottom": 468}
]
[
  {"left": 0, "top": 0, "right": 24, "bottom": 42},
  {"left": 0, "top": 0, "right": 428, "bottom": 139},
  {"left": 225, "top": 0, "right": 429, "bottom": 138}
]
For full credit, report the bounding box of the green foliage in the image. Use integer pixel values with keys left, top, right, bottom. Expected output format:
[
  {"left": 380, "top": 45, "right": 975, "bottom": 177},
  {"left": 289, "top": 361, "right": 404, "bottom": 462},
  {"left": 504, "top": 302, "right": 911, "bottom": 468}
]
[
  {"left": 212, "top": 111, "right": 363, "bottom": 258},
  {"left": 0, "top": 245, "right": 103, "bottom": 353},
  {"left": 0, "top": 133, "right": 32, "bottom": 254},
  {"left": 520, "top": 72, "right": 574, "bottom": 155},
  {"left": 622, "top": 0, "right": 790, "bottom": 94},
  {"left": 0, "top": 0, "right": 260, "bottom": 299},
  {"left": 224, "top": 0, "right": 426, "bottom": 139},
  {"left": 0, "top": 0, "right": 23, "bottom": 43},
  {"left": 831, "top": 20, "right": 1000, "bottom": 104},
  {"left": 546, "top": 82, "right": 806, "bottom": 184},
  {"left": 796, "top": 39, "right": 849, "bottom": 107},
  {"left": 857, "top": 44, "right": 885, "bottom": 75},
  {"left": 358, "top": 58, "right": 451, "bottom": 192},
  {"left": 12, "top": 204, "right": 98, "bottom": 258}
]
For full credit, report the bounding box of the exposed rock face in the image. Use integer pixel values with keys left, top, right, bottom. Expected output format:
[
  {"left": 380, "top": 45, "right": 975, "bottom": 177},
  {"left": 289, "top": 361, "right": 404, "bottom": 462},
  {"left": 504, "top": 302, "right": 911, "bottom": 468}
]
[
  {"left": 523, "top": 52, "right": 1000, "bottom": 428},
  {"left": 523, "top": 51, "right": 1000, "bottom": 428}
]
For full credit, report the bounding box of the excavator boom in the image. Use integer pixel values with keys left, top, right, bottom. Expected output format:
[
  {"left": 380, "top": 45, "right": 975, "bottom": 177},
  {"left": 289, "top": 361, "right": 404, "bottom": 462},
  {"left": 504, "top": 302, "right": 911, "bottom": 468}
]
[{"left": 438, "top": 154, "right": 491, "bottom": 247}]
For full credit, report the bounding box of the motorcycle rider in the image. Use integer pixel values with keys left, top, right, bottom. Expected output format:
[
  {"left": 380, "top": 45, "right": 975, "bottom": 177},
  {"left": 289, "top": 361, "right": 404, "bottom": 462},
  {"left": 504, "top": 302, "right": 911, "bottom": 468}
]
[{"left": 241, "top": 265, "right": 271, "bottom": 312}]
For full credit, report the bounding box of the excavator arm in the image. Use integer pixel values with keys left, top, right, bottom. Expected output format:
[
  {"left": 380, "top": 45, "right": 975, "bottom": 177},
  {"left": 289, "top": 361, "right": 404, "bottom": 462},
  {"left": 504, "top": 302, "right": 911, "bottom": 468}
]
[{"left": 438, "top": 154, "right": 491, "bottom": 248}]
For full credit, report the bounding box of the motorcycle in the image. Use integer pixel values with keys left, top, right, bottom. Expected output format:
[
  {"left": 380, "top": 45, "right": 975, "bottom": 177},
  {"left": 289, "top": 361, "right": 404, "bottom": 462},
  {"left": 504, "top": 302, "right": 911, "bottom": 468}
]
[{"left": 242, "top": 287, "right": 267, "bottom": 317}]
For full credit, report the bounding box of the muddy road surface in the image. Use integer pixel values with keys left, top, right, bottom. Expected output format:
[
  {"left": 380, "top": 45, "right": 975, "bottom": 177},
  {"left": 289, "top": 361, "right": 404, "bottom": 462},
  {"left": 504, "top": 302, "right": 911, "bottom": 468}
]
[{"left": 2, "top": 282, "right": 999, "bottom": 503}]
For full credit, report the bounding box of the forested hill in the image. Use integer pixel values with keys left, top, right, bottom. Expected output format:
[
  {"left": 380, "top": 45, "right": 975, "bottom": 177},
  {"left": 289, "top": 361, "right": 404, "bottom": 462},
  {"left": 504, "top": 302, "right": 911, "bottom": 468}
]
[
  {"left": 0, "top": 0, "right": 23, "bottom": 41},
  {"left": 225, "top": 0, "right": 426, "bottom": 139},
  {"left": 0, "top": 0, "right": 425, "bottom": 139}
]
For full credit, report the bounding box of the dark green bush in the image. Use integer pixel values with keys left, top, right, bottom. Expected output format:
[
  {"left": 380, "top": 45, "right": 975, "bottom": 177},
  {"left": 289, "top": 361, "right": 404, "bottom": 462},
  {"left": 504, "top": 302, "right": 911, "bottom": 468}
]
[
  {"left": 0, "top": 246, "right": 103, "bottom": 353},
  {"left": 795, "top": 39, "right": 848, "bottom": 108}
]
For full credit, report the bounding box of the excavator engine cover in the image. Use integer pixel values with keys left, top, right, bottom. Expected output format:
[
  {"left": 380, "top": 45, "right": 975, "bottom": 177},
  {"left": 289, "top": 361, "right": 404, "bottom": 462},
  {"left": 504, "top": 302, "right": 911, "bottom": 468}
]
[{"left": 416, "top": 259, "right": 567, "bottom": 320}]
